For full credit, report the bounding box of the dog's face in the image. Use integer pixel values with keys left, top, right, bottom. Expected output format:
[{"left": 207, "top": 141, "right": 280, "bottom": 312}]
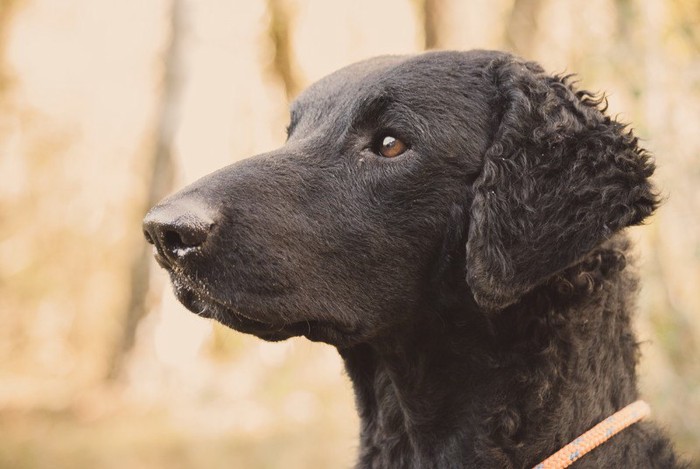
[{"left": 144, "top": 50, "right": 656, "bottom": 347}]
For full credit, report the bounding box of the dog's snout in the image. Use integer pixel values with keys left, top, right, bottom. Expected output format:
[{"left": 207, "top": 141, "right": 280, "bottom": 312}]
[{"left": 143, "top": 199, "right": 216, "bottom": 265}]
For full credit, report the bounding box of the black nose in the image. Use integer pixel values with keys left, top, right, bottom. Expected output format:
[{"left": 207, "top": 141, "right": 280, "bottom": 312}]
[{"left": 143, "top": 200, "right": 215, "bottom": 266}]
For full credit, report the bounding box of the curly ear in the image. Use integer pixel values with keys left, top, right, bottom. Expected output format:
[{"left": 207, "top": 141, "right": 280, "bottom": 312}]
[{"left": 466, "top": 57, "right": 658, "bottom": 310}]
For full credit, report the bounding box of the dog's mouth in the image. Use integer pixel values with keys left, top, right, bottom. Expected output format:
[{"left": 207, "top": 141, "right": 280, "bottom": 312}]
[
  {"left": 169, "top": 272, "right": 302, "bottom": 341},
  {"left": 165, "top": 270, "right": 363, "bottom": 345}
]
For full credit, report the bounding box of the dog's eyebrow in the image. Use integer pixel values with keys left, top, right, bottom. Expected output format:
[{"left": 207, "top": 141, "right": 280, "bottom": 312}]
[
  {"left": 287, "top": 92, "right": 394, "bottom": 137},
  {"left": 349, "top": 94, "right": 392, "bottom": 129}
]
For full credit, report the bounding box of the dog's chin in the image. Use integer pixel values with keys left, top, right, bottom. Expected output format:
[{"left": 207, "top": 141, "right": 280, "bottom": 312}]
[{"left": 167, "top": 273, "right": 366, "bottom": 346}]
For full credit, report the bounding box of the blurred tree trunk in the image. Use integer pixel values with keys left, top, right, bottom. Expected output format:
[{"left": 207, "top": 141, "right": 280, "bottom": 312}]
[
  {"left": 267, "top": 0, "right": 300, "bottom": 99},
  {"left": 106, "top": 0, "right": 184, "bottom": 380},
  {"left": 422, "top": 0, "right": 444, "bottom": 49},
  {"left": 0, "top": 0, "right": 19, "bottom": 92},
  {"left": 504, "top": 0, "right": 543, "bottom": 57}
]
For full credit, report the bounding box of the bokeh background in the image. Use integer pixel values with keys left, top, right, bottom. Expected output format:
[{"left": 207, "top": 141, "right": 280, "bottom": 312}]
[{"left": 0, "top": 0, "right": 698, "bottom": 467}]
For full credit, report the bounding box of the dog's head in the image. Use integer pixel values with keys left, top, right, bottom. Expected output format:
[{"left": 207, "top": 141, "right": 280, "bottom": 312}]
[{"left": 143, "top": 50, "right": 657, "bottom": 347}]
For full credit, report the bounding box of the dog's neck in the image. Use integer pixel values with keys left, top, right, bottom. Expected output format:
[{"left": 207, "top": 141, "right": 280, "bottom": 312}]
[{"left": 339, "top": 242, "right": 644, "bottom": 468}]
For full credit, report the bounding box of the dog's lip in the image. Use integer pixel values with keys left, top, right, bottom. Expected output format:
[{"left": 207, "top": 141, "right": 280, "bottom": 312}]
[
  {"left": 152, "top": 248, "right": 172, "bottom": 269},
  {"left": 164, "top": 269, "right": 365, "bottom": 344},
  {"left": 166, "top": 271, "right": 327, "bottom": 337},
  {"left": 168, "top": 272, "right": 269, "bottom": 324},
  {"left": 170, "top": 277, "right": 298, "bottom": 340}
]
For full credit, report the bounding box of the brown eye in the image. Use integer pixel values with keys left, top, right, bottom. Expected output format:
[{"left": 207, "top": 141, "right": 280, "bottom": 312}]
[{"left": 379, "top": 135, "right": 407, "bottom": 158}]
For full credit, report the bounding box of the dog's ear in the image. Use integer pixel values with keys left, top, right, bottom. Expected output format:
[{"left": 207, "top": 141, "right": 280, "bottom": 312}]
[{"left": 465, "top": 57, "right": 658, "bottom": 311}]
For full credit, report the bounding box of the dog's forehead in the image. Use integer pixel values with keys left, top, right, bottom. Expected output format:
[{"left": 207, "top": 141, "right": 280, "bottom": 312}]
[
  {"left": 290, "top": 55, "right": 407, "bottom": 116},
  {"left": 290, "top": 50, "right": 505, "bottom": 118}
]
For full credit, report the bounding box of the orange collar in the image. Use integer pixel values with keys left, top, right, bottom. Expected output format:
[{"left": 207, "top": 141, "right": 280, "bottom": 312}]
[{"left": 532, "top": 400, "right": 651, "bottom": 469}]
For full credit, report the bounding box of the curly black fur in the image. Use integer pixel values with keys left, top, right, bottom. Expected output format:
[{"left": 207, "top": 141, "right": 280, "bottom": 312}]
[
  {"left": 467, "top": 57, "right": 658, "bottom": 311},
  {"left": 144, "top": 50, "right": 687, "bottom": 468}
]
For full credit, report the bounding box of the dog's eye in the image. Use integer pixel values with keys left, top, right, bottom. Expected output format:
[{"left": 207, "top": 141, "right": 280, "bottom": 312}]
[{"left": 378, "top": 136, "right": 407, "bottom": 158}]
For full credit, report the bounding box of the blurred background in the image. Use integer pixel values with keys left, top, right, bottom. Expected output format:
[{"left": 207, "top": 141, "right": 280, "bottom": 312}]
[{"left": 0, "top": 0, "right": 698, "bottom": 467}]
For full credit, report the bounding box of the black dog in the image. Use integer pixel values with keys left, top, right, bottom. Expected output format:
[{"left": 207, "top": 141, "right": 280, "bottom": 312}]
[{"left": 143, "top": 50, "right": 685, "bottom": 468}]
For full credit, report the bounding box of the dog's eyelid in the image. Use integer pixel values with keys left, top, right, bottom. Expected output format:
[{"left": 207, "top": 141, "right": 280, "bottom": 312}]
[{"left": 377, "top": 127, "right": 411, "bottom": 145}]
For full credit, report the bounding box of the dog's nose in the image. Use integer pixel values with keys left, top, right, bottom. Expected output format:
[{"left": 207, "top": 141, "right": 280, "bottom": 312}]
[{"left": 143, "top": 200, "right": 215, "bottom": 265}]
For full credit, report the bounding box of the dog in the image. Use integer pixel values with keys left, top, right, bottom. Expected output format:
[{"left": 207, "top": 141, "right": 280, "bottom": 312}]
[{"left": 143, "top": 50, "right": 685, "bottom": 468}]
